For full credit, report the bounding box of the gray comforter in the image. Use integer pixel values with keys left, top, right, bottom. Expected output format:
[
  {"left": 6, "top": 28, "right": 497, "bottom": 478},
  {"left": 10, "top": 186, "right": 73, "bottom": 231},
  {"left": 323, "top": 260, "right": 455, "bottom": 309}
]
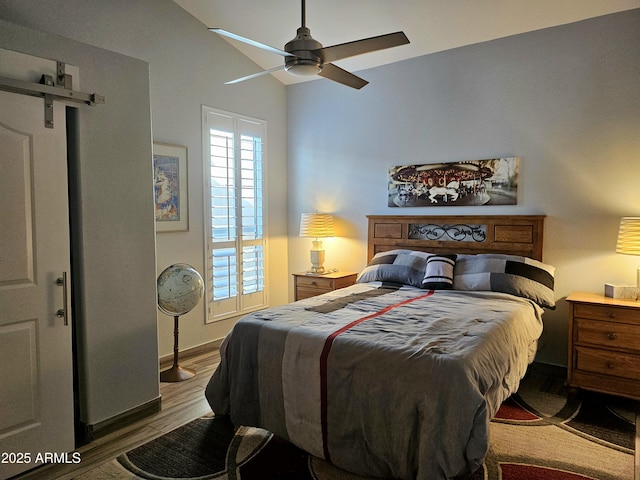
[{"left": 206, "top": 282, "right": 544, "bottom": 479}]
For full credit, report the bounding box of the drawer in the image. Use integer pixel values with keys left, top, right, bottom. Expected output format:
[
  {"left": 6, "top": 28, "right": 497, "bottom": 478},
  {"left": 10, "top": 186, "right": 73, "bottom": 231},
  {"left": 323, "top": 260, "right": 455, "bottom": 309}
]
[
  {"left": 569, "top": 370, "right": 640, "bottom": 400},
  {"left": 573, "top": 303, "right": 640, "bottom": 324},
  {"left": 575, "top": 318, "right": 640, "bottom": 351},
  {"left": 296, "top": 276, "right": 333, "bottom": 289},
  {"left": 574, "top": 345, "right": 640, "bottom": 381},
  {"left": 332, "top": 274, "right": 358, "bottom": 289},
  {"left": 296, "top": 287, "right": 330, "bottom": 300}
]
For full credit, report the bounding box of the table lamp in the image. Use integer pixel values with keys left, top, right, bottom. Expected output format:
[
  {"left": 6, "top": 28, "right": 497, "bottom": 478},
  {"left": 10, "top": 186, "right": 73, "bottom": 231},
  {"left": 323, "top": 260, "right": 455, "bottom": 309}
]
[
  {"left": 616, "top": 217, "right": 640, "bottom": 301},
  {"left": 299, "top": 213, "right": 335, "bottom": 274}
]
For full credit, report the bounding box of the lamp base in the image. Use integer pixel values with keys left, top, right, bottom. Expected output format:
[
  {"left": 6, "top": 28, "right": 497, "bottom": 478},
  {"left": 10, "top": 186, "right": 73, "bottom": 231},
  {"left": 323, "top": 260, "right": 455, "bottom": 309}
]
[
  {"left": 305, "top": 269, "right": 331, "bottom": 275},
  {"left": 160, "top": 365, "right": 195, "bottom": 383},
  {"left": 309, "top": 244, "right": 326, "bottom": 275}
]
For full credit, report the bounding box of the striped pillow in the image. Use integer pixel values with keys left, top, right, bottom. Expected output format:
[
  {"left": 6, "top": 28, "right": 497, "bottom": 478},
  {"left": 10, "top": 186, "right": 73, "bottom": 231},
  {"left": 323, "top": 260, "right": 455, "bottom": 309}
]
[
  {"left": 422, "top": 255, "right": 457, "bottom": 289},
  {"left": 453, "top": 254, "right": 556, "bottom": 308}
]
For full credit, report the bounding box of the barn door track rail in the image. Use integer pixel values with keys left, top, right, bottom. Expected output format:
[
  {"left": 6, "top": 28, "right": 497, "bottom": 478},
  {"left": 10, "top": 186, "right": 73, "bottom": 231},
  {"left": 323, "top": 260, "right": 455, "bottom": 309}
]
[{"left": 0, "top": 61, "right": 104, "bottom": 128}]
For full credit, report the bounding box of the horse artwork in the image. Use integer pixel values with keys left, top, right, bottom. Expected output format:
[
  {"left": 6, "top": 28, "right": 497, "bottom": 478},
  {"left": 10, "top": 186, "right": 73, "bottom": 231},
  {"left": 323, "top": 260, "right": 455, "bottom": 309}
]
[
  {"left": 428, "top": 181, "right": 460, "bottom": 203},
  {"left": 388, "top": 158, "right": 518, "bottom": 208}
]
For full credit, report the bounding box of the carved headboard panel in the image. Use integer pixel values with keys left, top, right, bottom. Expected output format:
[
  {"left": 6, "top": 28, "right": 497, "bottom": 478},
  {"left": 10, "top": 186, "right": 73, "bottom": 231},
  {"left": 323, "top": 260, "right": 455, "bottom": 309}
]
[{"left": 367, "top": 215, "right": 545, "bottom": 263}]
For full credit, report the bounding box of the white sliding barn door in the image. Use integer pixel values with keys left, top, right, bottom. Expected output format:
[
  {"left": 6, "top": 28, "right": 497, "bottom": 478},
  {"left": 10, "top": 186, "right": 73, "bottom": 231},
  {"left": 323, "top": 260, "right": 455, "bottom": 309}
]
[{"left": 0, "top": 50, "right": 74, "bottom": 479}]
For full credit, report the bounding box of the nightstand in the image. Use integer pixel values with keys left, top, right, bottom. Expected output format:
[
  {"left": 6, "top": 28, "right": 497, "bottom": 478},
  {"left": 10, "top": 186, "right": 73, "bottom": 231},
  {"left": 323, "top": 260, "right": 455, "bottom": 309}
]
[
  {"left": 293, "top": 271, "right": 358, "bottom": 301},
  {"left": 567, "top": 291, "right": 640, "bottom": 400}
]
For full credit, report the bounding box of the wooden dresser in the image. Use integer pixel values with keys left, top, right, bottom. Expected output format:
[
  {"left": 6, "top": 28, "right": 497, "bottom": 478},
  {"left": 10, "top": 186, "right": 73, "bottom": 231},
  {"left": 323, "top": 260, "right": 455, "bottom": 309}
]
[
  {"left": 293, "top": 271, "right": 357, "bottom": 301},
  {"left": 567, "top": 291, "right": 640, "bottom": 400}
]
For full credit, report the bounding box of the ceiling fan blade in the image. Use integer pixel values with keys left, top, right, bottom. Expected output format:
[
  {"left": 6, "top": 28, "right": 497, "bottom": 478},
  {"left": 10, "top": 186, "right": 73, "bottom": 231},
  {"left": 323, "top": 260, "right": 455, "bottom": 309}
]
[
  {"left": 209, "top": 28, "right": 295, "bottom": 58},
  {"left": 315, "top": 31, "right": 409, "bottom": 63},
  {"left": 318, "top": 63, "right": 368, "bottom": 90},
  {"left": 225, "top": 65, "right": 286, "bottom": 85}
]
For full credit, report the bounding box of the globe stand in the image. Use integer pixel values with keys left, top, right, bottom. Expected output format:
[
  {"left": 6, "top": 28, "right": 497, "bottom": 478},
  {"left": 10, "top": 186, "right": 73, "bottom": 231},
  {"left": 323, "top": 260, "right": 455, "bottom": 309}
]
[
  {"left": 160, "top": 315, "right": 195, "bottom": 382},
  {"left": 156, "top": 263, "right": 204, "bottom": 384}
]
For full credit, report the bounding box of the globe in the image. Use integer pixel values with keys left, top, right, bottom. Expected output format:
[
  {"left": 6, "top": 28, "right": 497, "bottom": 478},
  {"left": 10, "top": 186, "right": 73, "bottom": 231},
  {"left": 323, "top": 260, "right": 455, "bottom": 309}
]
[{"left": 157, "top": 263, "right": 204, "bottom": 316}]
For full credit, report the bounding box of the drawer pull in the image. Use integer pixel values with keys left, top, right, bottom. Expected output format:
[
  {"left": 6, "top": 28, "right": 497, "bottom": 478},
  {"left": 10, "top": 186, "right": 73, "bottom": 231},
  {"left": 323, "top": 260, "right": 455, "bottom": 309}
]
[
  {"left": 607, "top": 333, "right": 618, "bottom": 340},
  {"left": 607, "top": 363, "right": 615, "bottom": 369},
  {"left": 608, "top": 312, "right": 616, "bottom": 319}
]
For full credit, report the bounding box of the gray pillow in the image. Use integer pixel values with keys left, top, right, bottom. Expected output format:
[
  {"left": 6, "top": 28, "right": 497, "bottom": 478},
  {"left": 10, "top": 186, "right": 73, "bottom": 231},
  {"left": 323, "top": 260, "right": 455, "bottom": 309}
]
[
  {"left": 454, "top": 254, "right": 556, "bottom": 308},
  {"left": 357, "top": 249, "right": 431, "bottom": 288}
]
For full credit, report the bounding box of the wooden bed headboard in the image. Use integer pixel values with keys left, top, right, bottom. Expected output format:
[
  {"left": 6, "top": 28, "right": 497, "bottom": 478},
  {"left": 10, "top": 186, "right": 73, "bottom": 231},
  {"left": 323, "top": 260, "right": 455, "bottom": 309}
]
[{"left": 367, "top": 215, "right": 545, "bottom": 263}]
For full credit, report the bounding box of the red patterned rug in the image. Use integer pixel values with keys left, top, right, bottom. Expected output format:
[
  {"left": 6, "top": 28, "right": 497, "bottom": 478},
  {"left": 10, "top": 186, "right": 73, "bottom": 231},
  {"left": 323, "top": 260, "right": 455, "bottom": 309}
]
[
  {"left": 80, "top": 370, "right": 637, "bottom": 480},
  {"left": 469, "top": 368, "right": 636, "bottom": 480}
]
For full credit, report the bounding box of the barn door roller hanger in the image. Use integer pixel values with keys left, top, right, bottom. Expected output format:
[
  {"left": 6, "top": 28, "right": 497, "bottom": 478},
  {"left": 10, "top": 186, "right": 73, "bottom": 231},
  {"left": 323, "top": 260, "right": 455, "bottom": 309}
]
[{"left": 0, "top": 61, "right": 104, "bottom": 128}]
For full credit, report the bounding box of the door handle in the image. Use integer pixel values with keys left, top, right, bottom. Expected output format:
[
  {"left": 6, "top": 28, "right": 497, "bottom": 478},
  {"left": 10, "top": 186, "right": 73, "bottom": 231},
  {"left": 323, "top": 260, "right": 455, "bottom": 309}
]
[{"left": 56, "top": 272, "right": 69, "bottom": 326}]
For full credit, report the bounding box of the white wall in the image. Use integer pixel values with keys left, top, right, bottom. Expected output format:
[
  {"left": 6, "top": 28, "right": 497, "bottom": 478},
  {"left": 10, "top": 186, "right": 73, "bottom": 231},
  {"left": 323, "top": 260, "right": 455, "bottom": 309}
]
[
  {"left": 0, "top": 0, "right": 288, "bottom": 427},
  {"left": 2, "top": 2, "right": 637, "bottom": 395},
  {"left": 0, "top": 0, "right": 289, "bottom": 360},
  {"left": 287, "top": 9, "right": 640, "bottom": 366}
]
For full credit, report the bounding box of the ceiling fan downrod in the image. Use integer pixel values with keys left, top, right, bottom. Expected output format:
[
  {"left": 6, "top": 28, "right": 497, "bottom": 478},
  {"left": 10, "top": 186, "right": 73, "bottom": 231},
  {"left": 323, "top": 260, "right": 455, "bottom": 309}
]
[{"left": 285, "top": 0, "right": 323, "bottom": 76}]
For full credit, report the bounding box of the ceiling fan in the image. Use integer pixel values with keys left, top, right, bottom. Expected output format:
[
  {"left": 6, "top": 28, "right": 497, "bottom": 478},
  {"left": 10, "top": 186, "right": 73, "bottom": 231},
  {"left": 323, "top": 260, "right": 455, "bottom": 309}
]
[{"left": 209, "top": 0, "right": 410, "bottom": 89}]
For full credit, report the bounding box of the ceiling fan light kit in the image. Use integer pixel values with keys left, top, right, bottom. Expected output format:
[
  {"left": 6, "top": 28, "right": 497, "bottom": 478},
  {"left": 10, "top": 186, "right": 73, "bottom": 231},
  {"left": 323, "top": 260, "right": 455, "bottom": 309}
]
[
  {"left": 286, "top": 62, "right": 322, "bottom": 76},
  {"left": 209, "top": 0, "right": 409, "bottom": 89}
]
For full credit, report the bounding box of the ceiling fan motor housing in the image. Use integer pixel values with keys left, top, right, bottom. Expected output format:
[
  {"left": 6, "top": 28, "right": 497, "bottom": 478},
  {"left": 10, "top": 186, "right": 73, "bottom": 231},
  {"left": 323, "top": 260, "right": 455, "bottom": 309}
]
[{"left": 284, "top": 27, "right": 323, "bottom": 75}]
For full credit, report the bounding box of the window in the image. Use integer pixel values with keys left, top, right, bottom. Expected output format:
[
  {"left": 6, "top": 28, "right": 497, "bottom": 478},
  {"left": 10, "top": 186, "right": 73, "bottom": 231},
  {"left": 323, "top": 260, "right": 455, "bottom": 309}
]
[{"left": 203, "top": 107, "right": 267, "bottom": 322}]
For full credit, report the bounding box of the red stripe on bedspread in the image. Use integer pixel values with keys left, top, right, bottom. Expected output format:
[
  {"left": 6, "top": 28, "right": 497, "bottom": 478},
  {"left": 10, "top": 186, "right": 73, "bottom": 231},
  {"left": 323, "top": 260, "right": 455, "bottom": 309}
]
[{"left": 319, "top": 289, "right": 435, "bottom": 462}]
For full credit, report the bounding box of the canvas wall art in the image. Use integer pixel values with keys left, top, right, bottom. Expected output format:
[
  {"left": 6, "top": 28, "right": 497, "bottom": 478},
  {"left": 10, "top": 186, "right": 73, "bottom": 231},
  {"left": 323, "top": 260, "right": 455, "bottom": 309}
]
[{"left": 388, "top": 157, "right": 519, "bottom": 207}]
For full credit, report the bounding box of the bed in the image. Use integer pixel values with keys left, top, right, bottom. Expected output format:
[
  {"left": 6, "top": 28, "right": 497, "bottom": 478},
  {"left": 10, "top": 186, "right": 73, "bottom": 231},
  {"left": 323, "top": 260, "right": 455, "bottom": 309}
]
[{"left": 205, "top": 215, "right": 554, "bottom": 480}]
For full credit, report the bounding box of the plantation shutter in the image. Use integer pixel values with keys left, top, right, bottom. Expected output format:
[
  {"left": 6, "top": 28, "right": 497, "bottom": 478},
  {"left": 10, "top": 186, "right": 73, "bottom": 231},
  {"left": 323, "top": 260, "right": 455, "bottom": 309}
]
[{"left": 204, "top": 107, "right": 266, "bottom": 322}]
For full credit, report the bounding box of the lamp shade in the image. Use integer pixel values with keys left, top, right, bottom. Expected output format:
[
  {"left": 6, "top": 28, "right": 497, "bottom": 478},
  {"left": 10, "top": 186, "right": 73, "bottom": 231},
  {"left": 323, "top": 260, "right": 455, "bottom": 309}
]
[
  {"left": 299, "top": 213, "right": 335, "bottom": 238},
  {"left": 616, "top": 217, "right": 640, "bottom": 256}
]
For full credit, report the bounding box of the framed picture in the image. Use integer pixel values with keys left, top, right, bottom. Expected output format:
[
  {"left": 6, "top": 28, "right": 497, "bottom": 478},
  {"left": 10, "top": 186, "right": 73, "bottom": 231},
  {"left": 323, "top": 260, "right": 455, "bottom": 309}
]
[
  {"left": 388, "top": 157, "right": 519, "bottom": 207},
  {"left": 153, "top": 142, "right": 188, "bottom": 232}
]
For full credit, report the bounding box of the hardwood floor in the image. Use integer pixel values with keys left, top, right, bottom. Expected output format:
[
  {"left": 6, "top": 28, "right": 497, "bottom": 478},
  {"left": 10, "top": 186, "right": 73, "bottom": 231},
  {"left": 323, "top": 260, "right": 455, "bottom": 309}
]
[{"left": 12, "top": 346, "right": 221, "bottom": 480}]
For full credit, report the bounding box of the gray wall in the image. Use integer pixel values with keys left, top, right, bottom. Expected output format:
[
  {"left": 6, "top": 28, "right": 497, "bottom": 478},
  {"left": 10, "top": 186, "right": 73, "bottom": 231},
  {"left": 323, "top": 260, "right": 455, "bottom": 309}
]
[{"left": 287, "top": 9, "right": 640, "bottom": 366}]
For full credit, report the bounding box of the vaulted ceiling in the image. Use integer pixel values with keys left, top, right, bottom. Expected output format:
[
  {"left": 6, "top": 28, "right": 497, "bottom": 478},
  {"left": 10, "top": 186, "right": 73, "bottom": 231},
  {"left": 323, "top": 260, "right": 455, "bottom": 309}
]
[{"left": 174, "top": 0, "right": 639, "bottom": 86}]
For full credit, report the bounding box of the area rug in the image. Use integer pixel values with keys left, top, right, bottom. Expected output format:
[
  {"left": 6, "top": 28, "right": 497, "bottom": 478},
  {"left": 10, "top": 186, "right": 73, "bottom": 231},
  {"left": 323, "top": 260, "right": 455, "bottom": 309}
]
[
  {"left": 470, "top": 372, "right": 637, "bottom": 480},
  {"left": 80, "top": 371, "right": 637, "bottom": 480},
  {"left": 97, "top": 415, "right": 373, "bottom": 480}
]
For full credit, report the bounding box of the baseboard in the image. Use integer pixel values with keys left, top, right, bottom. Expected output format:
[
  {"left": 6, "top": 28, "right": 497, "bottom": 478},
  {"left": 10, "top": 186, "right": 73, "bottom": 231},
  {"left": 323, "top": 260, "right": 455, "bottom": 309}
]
[
  {"left": 77, "top": 341, "right": 221, "bottom": 445},
  {"left": 159, "top": 338, "right": 222, "bottom": 368},
  {"left": 77, "top": 396, "right": 162, "bottom": 445}
]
